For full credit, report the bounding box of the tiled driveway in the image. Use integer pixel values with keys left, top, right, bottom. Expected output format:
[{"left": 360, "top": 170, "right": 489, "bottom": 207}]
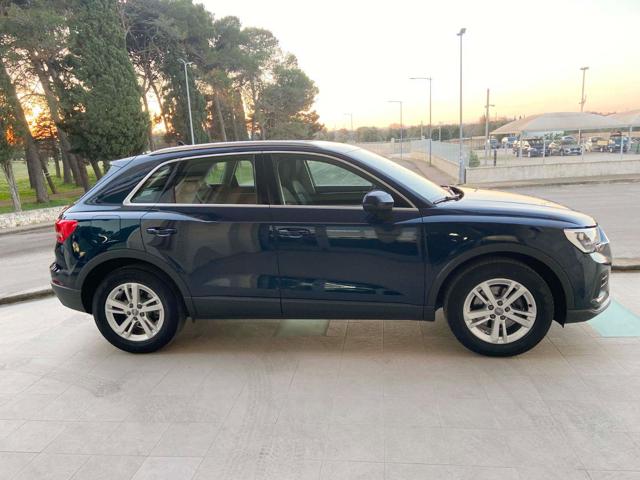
[{"left": 1, "top": 289, "right": 640, "bottom": 480}]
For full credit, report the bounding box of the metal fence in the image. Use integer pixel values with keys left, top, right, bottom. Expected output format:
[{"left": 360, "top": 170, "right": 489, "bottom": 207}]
[{"left": 355, "top": 138, "right": 469, "bottom": 166}]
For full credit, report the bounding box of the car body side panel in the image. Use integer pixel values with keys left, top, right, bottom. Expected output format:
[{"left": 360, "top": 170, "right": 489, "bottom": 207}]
[{"left": 140, "top": 206, "right": 280, "bottom": 318}]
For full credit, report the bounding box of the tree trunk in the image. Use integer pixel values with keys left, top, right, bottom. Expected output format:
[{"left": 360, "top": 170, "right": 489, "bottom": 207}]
[
  {"left": 75, "top": 156, "right": 90, "bottom": 189},
  {"left": 213, "top": 93, "right": 227, "bottom": 141},
  {"left": 141, "top": 85, "right": 155, "bottom": 151},
  {"left": 233, "top": 92, "right": 248, "bottom": 141},
  {"left": 89, "top": 159, "right": 102, "bottom": 180},
  {"left": 0, "top": 58, "right": 49, "bottom": 202},
  {"left": 36, "top": 57, "right": 90, "bottom": 190},
  {"left": 249, "top": 80, "right": 259, "bottom": 140},
  {"left": 58, "top": 139, "right": 72, "bottom": 183},
  {"left": 149, "top": 78, "right": 170, "bottom": 134},
  {"left": 39, "top": 154, "right": 57, "bottom": 194},
  {"left": 0, "top": 160, "right": 21, "bottom": 212},
  {"left": 52, "top": 145, "right": 61, "bottom": 178}
]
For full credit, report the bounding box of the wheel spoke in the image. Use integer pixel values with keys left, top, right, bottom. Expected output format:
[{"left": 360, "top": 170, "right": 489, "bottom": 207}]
[
  {"left": 130, "top": 284, "right": 139, "bottom": 306},
  {"left": 479, "top": 282, "right": 498, "bottom": 306},
  {"left": 138, "top": 316, "right": 155, "bottom": 338},
  {"left": 116, "top": 317, "right": 134, "bottom": 336},
  {"left": 106, "top": 298, "right": 128, "bottom": 314},
  {"left": 506, "top": 310, "right": 535, "bottom": 328},
  {"left": 139, "top": 300, "right": 161, "bottom": 314},
  {"left": 469, "top": 317, "right": 491, "bottom": 328},
  {"left": 490, "top": 318, "right": 501, "bottom": 342},
  {"left": 502, "top": 289, "right": 526, "bottom": 308},
  {"left": 501, "top": 320, "right": 509, "bottom": 342},
  {"left": 467, "top": 309, "right": 491, "bottom": 320}
]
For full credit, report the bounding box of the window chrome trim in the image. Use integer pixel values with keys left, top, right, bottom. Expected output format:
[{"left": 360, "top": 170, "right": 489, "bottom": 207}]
[
  {"left": 122, "top": 149, "right": 418, "bottom": 210},
  {"left": 267, "top": 151, "right": 417, "bottom": 209}
]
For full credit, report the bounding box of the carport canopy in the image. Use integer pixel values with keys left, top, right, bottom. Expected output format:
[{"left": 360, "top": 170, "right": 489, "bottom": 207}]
[
  {"left": 608, "top": 109, "right": 640, "bottom": 127},
  {"left": 491, "top": 112, "right": 624, "bottom": 135}
]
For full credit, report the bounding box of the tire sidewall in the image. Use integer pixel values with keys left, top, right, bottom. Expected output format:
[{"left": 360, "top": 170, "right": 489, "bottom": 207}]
[
  {"left": 445, "top": 261, "right": 554, "bottom": 357},
  {"left": 92, "top": 267, "right": 181, "bottom": 353}
]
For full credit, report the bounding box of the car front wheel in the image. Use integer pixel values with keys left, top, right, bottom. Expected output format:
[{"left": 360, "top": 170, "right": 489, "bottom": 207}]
[
  {"left": 444, "top": 259, "right": 554, "bottom": 356},
  {"left": 92, "top": 267, "right": 184, "bottom": 353}
]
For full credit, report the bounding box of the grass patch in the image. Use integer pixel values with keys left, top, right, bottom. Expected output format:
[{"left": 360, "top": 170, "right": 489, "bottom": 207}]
[{"left": 0, "top": 160, "right": 97, "bottom": 212}]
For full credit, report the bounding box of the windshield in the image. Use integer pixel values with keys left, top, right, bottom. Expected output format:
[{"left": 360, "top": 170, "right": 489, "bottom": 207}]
[{"left": 347, "top": 147, "right": 449, "bottom": 203}]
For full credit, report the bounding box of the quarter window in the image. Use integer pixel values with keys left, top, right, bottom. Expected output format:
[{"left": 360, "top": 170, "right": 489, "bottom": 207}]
[{"left": 130, "top": 155, "right": 257, "bottom": 205}]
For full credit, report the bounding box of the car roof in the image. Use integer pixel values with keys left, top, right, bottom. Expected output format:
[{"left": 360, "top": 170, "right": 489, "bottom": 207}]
[{"left": 148, "top": 140, "right": 358, "bottom": 157}]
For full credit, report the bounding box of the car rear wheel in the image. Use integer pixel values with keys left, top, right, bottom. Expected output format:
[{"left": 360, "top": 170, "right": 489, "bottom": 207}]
[
  {"left": 444, "top": 259, "right": 554, "bottom": 356},
  {"left": 92, "top": 267, "right": 184, "bottom": 353}
]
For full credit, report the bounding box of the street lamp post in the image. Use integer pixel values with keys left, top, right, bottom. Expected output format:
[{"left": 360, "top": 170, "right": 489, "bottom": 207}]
[
  {"left": 578, "top": 66, "right": 589, "bottom": 146},
  {"left": 178, "top": 58, "right": 195, "bottom": 145},
  {"left": 457, "top": 28, "right": 466, "bottom": 184},
  {"left": 484, "top": 88, "right": 495, "bottom": 162},
  {"left": 410, "top": 77, "right": 433, "bottom": 165},
  {"left": 388, "top": 100, "right": 403, "bottom": 160},
  {"left": 344, "top": 113, "right": 354, "bottom": 143}
]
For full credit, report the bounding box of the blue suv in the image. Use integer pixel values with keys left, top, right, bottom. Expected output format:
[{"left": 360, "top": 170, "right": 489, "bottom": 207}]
[{"left": 51, "top": 141, "right": 611, "bottom": 356}]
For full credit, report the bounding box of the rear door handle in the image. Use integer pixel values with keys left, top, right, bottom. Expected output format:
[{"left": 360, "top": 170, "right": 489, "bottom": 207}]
[
  {"left": 146, "top": 227, "right": 177, "bottom": 237},
  {"left": 275, "top": 227, "right": 311, "bottom": 239}
]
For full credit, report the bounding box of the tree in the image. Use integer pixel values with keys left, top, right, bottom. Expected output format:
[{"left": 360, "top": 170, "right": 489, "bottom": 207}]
[
  {"left": 0, "top": 55, "right": 49, "bottom": 202},
  {"left": 255, "top": 54, "right": 323, "bottom": 139},
  {"left": 64, "top": 0, "right": 149, "bottom": 175},
  {"left": 0, "top": 0, "right": 89, "bottom": 189},
  {"left": 0, "top": 57, "right": 21, "bottom": 211}
]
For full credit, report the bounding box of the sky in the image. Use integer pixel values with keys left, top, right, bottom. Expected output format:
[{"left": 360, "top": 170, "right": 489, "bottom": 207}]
[{"left": 205, "top": 0, "right": 640, "bottom": 129}]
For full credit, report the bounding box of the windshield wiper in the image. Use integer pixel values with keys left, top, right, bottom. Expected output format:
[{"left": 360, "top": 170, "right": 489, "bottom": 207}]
[{"left": 433, "top": 185, "right": 464, "bottom": 204}]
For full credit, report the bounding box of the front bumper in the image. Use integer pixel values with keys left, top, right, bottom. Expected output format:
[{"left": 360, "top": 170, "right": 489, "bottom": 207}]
[{"left": 565, "top": 294, "right": 611, "bottom": 323}]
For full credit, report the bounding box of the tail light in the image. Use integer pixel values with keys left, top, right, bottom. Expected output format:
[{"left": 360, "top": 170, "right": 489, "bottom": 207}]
[{"left": 55, "top": 219, "right": 78, "bottom": 243}]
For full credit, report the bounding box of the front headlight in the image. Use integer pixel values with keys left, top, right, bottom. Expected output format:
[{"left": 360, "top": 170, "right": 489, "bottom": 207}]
[{"left": 564, "top": 227, "right": 601, "bottom": 253}]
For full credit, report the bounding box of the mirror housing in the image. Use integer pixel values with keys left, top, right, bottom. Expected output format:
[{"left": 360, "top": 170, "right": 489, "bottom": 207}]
[{"left": 363, "top": 190, "right": 394, "bottom": 214}]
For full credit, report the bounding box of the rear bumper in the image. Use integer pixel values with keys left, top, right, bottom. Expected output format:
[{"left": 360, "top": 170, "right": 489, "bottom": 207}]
[{"left": 51, "top": 282, "right": 85, "bottom": 313}]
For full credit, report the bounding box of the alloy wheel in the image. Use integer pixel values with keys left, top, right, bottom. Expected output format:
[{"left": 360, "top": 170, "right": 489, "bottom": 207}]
[
  {"left": 462, "top": 278, "right": 537, "bottom": 344},
  {"left": 104, "top": 282, "right": 165, "bottom": 342}
]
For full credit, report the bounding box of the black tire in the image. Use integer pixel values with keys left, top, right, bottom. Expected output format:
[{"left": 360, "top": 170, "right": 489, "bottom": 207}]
[
  {"left": 443, "top": 258, "right": 554, "bottom": 357},
  {"left": 92, "top": 266, "right": 184, "bottom": 353}
]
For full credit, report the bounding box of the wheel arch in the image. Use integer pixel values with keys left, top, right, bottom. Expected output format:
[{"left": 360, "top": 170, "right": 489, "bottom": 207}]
[
  {"left": 78, "top": 250, "right": 195, "bottom": 317},
  {"left": 428, "top": 245, "right": 573, "bottom": 324}
]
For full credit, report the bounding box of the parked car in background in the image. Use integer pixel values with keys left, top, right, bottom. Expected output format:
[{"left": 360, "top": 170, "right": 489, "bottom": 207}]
[
  {"left": 51, "top": 141, "right": 611, "bottom": 357},
  {"left": 548, "top": 139, "right": 583, "bottom": 156},
  {"left": 585, "top": 136, "right": 609, "bottom": 152},
  {"left": 513, "top": 138, "right": 551, "bottom": 157},
  {"left": 607, "top": 135, "right": 629, "bottom": 153},
  {"left": 487, "top": 138, "right": 499, "bottom": 149},
  {"left": 501, "top": 136, "right": 518, "bottom": 148}
]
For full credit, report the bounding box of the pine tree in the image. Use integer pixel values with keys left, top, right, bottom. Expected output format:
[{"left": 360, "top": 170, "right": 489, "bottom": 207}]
[{"left": 64, "top": 0, "right": 149, "bottom": 169}]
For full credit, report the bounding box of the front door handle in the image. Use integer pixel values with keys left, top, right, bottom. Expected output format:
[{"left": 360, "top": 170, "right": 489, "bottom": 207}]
[
  {"left": 146, "top": 227, "right": 177, "bottom": 237},
  {"left": 275, "top": 227, "right": 311, "bottom": 239}
]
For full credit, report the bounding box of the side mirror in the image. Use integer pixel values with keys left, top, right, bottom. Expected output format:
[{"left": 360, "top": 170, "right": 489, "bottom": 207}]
[{"left": 363, "top": 190, "right": 394, "bottom": 214}]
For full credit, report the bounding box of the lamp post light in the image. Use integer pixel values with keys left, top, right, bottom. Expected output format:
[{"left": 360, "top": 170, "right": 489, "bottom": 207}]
[
  {"left": 178, "top": 58, "right": 195, "bottom": 145},
  {"left": 409, "top": 77, "right": 432, "bottom": 165},
  {"left": 456, "top": 28, "right": 466, "bottom": 184},
  {"left": 388, "top": 100, "right": 403, "bottom": 160},
  {"left": 344, "top": 112, "right": 354, "bottom": 143}
]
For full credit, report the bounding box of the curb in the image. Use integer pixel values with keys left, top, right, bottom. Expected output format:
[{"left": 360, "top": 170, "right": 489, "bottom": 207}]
[
  {"left": 0, "top": 287, "right": 53, "bottom": 306},
  {"left": 612, "top": 259, "right": 640, "bottom": 271},
  {"left": 468, "top": 175, "right": 640, "bottom": 190},
  {"left": 0, "top": 223, "right": 52, "bottom": 237}
]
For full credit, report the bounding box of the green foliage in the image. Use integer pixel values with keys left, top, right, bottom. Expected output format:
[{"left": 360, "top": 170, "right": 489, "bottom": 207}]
[
  {"left": 64, "top": 0, "right": 149, "bottom": 161},
  {"left": 255, "top": 55, "right": 323, "bottom": 139},
  {"left": 468, "top": 149, "right": 480, "bottom": 167}
]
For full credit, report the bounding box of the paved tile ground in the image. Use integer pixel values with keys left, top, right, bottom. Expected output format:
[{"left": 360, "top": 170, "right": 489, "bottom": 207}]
[{"left": 1, "top": 275, "right": 640, "bottom": 480}]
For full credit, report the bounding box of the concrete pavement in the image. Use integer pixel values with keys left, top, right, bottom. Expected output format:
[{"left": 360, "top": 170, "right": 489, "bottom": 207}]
[
  {"left": 0, "top": 226, "right": 54, "bottom": 299},
  {"left": 0, "top": 278, "right": 639, "bottom": 479}
]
